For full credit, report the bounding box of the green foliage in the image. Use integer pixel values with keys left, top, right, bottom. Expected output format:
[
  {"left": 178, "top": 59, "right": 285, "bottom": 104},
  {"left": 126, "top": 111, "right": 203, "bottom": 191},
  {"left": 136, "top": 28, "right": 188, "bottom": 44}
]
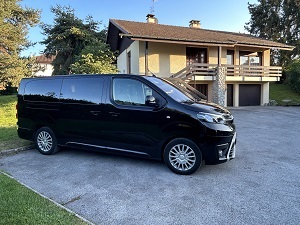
[
  {"left": 245, "top": 0, "right": 300, "bottom": 66},
  {"left": 0, "top": 95, "right": 31, "bottom": 150},
  {"left": 71, "top": 41, "right": 118, "bottom": 74},
  {"left": 0, "top": 173, "right": 88, "bottom": 225},
  {"left": 41, "top": 5, "right": 113, "bottom": 75},
  {"left": 0, "top": 82, "right": 17, "bottom": 95},
  {"left": 285, "top": 60, "right": 300, "bottom": 94},
  {"left": 0, "top": 0, "right": 40, "bottom": 89}
]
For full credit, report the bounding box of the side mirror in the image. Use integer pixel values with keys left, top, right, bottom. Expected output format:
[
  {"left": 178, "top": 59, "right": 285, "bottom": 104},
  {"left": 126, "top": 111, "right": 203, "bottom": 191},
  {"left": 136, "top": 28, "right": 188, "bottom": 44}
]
[{"left": 145, "top": 95, "right": 158, "bottom": 107}]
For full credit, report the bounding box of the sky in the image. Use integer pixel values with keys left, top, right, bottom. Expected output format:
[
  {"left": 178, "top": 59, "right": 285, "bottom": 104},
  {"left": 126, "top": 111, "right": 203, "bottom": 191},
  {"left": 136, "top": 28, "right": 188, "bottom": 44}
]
[{"left": 20, "top": 0, "right": 258, "bottom": 56}]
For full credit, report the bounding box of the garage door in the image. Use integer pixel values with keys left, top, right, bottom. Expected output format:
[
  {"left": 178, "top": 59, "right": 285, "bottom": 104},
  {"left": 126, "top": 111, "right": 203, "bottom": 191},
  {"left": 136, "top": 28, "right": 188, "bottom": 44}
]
[{"left": 239, "top": 84, "right": 261, "bottom": 106}]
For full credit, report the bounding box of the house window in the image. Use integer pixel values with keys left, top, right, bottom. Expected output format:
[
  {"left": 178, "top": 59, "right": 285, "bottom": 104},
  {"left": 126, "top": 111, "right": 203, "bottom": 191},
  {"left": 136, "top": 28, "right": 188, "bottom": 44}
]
[
  {"left": 186, "top": 48, "right": 207, "bottom": 65},
  {"left": 127, "top": 51, "right": 131, "bottom": 74},
  {"left": 239, "top": 51, "right": 262, "bottom": 66},
  {"left": 227, "top": 50, "right": 234, "bottom": 65}
]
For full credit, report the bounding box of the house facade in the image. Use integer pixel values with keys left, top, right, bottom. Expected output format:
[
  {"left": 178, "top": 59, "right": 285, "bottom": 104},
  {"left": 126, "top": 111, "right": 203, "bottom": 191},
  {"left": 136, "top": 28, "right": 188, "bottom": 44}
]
[
  {"left": 107, "top": 15, "right": 293, "bottom": 107},
  {"left": 34, "top": 55, "right": 55, "bottom": 76}
]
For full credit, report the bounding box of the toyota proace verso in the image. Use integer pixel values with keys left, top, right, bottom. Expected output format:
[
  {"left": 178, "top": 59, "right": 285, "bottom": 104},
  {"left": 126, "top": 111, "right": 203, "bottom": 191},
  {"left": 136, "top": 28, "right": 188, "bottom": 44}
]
[{"left": 17, "top": 74, "right": 236, "bottom": 175}]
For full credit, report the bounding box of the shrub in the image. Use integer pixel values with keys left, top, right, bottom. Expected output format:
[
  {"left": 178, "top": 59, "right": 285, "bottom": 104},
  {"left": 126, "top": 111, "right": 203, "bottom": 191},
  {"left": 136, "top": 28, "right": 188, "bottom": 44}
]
[
  {"left": 286, "top": 60, "right": 300, "bottom": 94},
  {"left": 0, "top": 82, "right": 17, "bottom": 95}
]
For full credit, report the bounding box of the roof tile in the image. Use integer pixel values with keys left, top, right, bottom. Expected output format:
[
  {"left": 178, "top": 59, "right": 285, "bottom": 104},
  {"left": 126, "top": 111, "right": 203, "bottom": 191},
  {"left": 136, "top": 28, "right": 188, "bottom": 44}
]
[{"left": 110, "top": 19, "right": 293, "bottom": 49}]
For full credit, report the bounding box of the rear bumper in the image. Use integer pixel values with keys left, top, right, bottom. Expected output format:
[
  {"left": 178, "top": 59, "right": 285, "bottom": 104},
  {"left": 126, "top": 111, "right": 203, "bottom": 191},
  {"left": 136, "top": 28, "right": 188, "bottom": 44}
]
[{"left": 18, "top": 127, "right": 34, "bottom": 141}]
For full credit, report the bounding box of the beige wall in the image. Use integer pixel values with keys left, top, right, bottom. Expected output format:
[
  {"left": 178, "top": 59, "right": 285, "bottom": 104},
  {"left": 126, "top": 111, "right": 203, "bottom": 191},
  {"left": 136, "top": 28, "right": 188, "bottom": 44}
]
[
  {"left": 117, "top": 41, "right": 272, "bottom": 75},
  {"left": 129, "top": 41, "right": 140, "bottom": 74},
  {"left": 117, "top": 50, "right": 127, "bottom": 74},
  {"left": 117, "top": 41, "right": 140, "bottom": 74},
  {"left": 209, "top": 46, "right": 218, "bottom": 64},
  {"left": 140, "top": 42, "right": 186, "bottom": 77}
]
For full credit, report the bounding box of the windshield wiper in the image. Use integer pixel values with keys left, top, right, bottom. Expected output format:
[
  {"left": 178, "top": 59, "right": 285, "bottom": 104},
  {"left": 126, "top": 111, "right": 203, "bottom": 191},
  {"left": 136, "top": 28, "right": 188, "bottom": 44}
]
[{"left": 181, "top": 99, "right": 194, "bottom": 104}]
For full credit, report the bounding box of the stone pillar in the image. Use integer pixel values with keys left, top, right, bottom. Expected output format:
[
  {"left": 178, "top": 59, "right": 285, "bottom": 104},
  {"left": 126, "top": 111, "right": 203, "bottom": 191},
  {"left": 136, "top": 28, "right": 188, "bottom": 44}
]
[{"left": 212, "top": 66, "right": 226, "bottom": 106}]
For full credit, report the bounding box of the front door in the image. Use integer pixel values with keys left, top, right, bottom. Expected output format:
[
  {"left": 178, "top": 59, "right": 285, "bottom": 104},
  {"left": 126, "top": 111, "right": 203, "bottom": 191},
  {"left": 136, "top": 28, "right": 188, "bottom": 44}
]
[
  {"left": 103, "top": 77, "right": 168, "bottom": 158},
  {"left": 186, "top": 48, "right": 207, "bottom": 65}
]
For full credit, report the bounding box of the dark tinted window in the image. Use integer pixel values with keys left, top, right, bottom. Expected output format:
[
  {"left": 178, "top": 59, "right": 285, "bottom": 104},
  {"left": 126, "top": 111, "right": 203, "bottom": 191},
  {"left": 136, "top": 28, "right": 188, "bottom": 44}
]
[
  {"left": 60, "top": 77, "right": 103, "bottom": 104},
  {"left": 145, "top": 77, "right": 192, "bottom": 103},
  {"left": 24, "top": 79, "right": 62, "bottom": 102},
  {"left": 112, "top": 78, "right": 165, "bottom": 106}
]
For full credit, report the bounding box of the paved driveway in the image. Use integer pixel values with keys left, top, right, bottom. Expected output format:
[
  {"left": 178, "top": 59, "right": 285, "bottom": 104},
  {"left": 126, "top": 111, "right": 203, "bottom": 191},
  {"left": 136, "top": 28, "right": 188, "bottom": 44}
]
[{"left": 1, "top": 106, "right": 300, "bottom": 225}]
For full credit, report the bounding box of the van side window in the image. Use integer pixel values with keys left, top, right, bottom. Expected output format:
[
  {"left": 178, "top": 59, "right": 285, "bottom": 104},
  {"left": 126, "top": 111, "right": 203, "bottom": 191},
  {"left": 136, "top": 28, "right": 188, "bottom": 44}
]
[
  {"left": 24, "top": 79, "right": 62, "bottom": 102},
  {"left": 112, "top": 78, "right": 165, "bottom": 106},
  {"left": 61, "top": 77, "right": 103, "bottom": 104}
]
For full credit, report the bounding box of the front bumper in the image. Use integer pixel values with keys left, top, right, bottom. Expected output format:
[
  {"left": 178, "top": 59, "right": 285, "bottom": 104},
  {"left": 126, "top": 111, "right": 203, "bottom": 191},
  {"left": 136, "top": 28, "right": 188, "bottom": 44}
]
[
  {"left": 219, "top": 132, "right": 236, "bottom": 161},
  {"left": 199, "top": 132, "right": 237, "bottom": 165}
]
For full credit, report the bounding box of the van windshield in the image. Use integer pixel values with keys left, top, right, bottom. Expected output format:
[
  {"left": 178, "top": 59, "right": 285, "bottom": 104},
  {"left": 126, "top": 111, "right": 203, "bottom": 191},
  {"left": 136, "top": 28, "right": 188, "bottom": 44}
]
[{"left": 145, "top": 77, "right": 194, "bottom": 103}]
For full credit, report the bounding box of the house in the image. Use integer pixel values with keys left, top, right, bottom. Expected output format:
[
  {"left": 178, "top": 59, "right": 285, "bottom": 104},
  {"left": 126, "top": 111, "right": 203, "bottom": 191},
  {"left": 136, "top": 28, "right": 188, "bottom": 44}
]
[
  {"left": 34, "top": 55, "right": 55, "bottom": 76},
  {"left": 106, "top": 14, "right": 293, "bottom": 107}
]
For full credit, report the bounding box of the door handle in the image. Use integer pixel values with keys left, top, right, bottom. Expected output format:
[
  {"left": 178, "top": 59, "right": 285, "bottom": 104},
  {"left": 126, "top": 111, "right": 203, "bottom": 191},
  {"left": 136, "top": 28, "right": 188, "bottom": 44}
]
[
  {"left": 90, "top": 111, "right": 101, "bottom": 116},
  {"left": 109, "top": 112, "right": 120, "bottom": 117}
]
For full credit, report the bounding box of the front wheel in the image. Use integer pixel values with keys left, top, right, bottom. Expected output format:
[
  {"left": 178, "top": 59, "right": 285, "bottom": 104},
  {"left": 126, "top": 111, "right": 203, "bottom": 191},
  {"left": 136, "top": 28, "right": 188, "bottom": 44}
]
[
  {"left": 163, "top": 138, "right": 202, "bottom": 175},
  {"left": 35, "top": 127, "right": 59, "bottom": 155}
]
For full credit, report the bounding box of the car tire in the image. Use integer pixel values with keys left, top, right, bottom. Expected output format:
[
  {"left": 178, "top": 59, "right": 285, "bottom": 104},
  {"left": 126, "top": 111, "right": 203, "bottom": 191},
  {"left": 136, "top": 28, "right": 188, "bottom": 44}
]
[
  {"left": 35, "top": 127, "right": 59, "bottom": 155},
  {"left": 163, "top": 138, "right": 202, "bottom": 175}
]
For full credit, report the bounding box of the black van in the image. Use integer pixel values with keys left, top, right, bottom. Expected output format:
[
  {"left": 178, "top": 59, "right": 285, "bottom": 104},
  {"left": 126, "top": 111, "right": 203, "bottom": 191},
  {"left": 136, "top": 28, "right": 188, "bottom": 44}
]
[{"left": 17, "top": 74, "right": 236, "bottom": 175}]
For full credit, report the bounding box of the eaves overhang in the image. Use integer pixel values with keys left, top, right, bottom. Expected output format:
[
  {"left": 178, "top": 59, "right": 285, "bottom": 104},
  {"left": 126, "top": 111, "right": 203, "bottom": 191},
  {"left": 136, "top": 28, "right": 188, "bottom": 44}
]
[{"left": 119, "top": 33, "right": 294, "bottom": 51}]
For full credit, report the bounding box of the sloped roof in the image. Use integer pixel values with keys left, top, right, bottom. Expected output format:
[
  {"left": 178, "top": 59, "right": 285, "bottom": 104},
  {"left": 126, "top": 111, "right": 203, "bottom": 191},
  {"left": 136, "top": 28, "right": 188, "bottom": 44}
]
[
  {"left": 108, "top": 19, "right": 293, "bottom": 50},
  {"left": 36, "top": 55, "right": 56, "bottom": 64}
]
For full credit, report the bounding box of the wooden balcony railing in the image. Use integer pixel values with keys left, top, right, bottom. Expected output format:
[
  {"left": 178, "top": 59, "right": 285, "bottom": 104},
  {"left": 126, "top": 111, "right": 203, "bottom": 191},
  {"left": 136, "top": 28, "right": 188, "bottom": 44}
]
[
  {"left": 171, "top": 63, "right": 217, "bottom": 80},
  {"left": 223, "top": 65, "right": 282, "bottom": 77},
  {"left": 171, "top": 63, "right": 282, "bottom": 81}
]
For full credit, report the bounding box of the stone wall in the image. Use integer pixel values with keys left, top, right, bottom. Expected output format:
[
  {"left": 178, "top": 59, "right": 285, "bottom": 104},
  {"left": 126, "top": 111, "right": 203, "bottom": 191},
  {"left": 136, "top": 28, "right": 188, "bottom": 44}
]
[{"left": 212, "top": 66, "right": 226, "bottom": 106}]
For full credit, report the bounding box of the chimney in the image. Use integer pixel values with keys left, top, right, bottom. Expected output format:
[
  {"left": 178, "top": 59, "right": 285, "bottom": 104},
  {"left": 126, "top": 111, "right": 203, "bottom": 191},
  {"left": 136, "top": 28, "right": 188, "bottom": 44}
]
[
  {"left": 189, "top": 20, "right": 201, "bottom": 29},
  {"left": 146, "top": 14, "right": 158, "bottom": 24}
]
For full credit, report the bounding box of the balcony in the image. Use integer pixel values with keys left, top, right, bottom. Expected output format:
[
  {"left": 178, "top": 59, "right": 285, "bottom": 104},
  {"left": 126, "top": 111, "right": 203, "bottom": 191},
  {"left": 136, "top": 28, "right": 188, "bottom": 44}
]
[{"left": 171, "top": 63, "right": 282, "bottom": 82}]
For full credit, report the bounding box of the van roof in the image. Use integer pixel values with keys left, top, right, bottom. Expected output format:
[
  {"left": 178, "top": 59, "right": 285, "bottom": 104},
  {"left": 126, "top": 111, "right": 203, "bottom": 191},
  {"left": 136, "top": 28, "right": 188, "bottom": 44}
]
[{"left": 22, "top": 74, "right": 152, "bottom": 80}]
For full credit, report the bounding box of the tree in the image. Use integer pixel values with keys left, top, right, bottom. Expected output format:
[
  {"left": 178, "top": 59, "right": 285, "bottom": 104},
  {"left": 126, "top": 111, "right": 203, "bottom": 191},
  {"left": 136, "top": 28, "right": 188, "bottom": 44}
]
[
  {"left": 245, "top": 0, "right": 300, "bottom": 66},
  {"left": 71, "top": 41, "right": 118, "bottom": 74},
  {"left": 286, "top": 60, "right": 300, "bottom": 93},
  {"left": 41, "top": 5, "right": 114, "bottom": 75},
  {"left": 0, "top": 0, "right": 40, "bottom": 89}
]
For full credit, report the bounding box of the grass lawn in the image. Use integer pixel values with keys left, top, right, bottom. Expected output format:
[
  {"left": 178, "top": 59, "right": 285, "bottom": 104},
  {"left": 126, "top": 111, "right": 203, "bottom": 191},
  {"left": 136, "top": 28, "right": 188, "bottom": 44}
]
[
  {"left": 0, "top": 95, "right": 32, "bottom": 151},
  {"left": 0, "top": 172, "right": 88, "bottom": 225},
  {"left": 269, "top": 83, "right": 300, "bottom": 106}
]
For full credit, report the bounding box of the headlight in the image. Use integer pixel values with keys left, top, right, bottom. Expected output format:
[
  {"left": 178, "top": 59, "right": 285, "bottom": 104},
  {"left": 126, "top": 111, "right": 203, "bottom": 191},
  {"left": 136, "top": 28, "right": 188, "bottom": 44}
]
[{"left": 197, "top": 112, "right": 225, "bottom": 124}]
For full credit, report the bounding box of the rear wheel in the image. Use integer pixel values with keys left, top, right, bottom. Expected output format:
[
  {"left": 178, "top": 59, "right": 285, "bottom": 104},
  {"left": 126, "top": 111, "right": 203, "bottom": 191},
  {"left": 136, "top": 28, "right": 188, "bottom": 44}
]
[
  {"left": 164, "top": 138, "right": 202, "bottom": 175},
  {"left": 35, "top": 127, "right": 59, "bottom": 155}
]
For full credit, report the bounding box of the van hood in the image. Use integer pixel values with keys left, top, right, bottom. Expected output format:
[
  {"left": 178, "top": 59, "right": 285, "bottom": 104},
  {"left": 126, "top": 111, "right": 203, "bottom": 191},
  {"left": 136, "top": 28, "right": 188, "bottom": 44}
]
[{"left": 182, "top": 100, "right": 231, "bottom": 115}]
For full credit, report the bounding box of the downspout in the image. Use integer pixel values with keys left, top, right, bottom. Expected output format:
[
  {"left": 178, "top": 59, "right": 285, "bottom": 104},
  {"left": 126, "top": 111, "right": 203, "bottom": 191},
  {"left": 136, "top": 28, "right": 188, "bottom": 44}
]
[{"left": 145, "top": 41, "right": 149, "bottom": 75}]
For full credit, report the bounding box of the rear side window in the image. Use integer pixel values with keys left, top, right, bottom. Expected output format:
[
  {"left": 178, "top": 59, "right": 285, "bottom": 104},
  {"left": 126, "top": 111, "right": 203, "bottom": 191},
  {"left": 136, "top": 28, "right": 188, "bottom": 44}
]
[
  {"left": 24, "top": 79, "right": 62, "bottom": 102},
  {"left": 60, "top": 77, "right": 103, "bottom": 104}
]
